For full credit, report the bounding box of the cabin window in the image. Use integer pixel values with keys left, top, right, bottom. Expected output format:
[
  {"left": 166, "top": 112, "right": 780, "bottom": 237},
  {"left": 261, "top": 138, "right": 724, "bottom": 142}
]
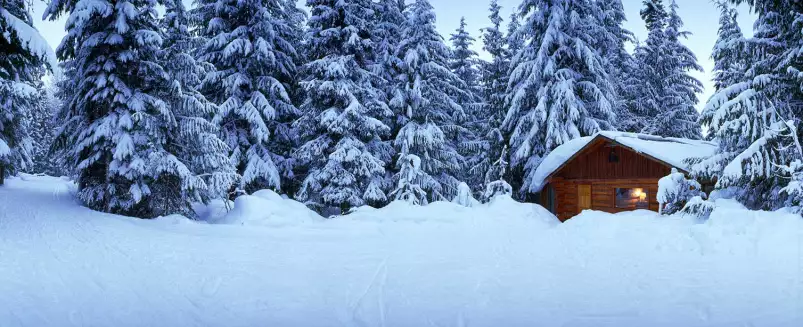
[
  {"left": 608, "top": 148, "right": 619, "bottom": 163},
  {"left": 545, "top": 184, "right": 556, "bottom": 213},
  {"left": 615, "top": 188, "right": 649, "bottom": 209}
]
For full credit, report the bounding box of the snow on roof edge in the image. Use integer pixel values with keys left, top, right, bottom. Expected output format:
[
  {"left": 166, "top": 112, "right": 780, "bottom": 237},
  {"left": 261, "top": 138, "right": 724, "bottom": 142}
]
[{"left": 529, "top": 131, "right": 717, "bottom": 192}]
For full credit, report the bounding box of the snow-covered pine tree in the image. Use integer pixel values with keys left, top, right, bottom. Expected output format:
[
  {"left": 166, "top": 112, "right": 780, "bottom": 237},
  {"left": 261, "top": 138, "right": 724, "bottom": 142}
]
[
  {"left": 0, "top": 0, "right": 52, "bottom": 184},
  {"left": 449, "top": 16, "right": 484, "bottom": 192},
  {"left": 506, "top": 11, "right": 523, "bottom": 63},
  {"left": 449, "top": 17, "right": 481, "bottom": 102},
  {"left": 471, "top": 0, "right": 509, "bottom": 189},
  {"left": 621, "top": 0, "right": 669, "bottom": 133},
  {"left": 482, "top": 145, "right": 513, "bottom": 202},
  {"left": 372, "top": 0, "right": 406, "bottom": 132},
  {"left": 698, "top": 1, "right": 744, "bottom": 142},
  {"left": 27, "top": 81, "right": 61, "bottom": 176},
  {"left": 391, "top": 0, "right": 467, "bottom": 202},
  {"left": 390, "top": 154, "right": 429, "bottom": 205},
  {"left": 193, "top": 0, "right": 303, "bottom": 195},
  {"left": 294, "top": 0, "right": 393, "bottom": 213},
  {"left": 158, "top": 0, "right": 237, "bottom": 206},
  {"left": 641, "top": 0, "right": 703, "bottom": 139},
  {"left": 692, "top": 0, "right": 803, "bottom": 210},
  {"left": 45, "top": 0, "right": 200, "bottom": 217},
  {"left": 618, "top": 41, "right": 652, "bottom": 132},
  {"left": 503, "top": 0, "right": 616, "bottom": 194},
  {"left": 597, "top": 0, "right": 635, "bottom": 132},
  {"left": 710, "top": 1, "right": 745, "bottom": 93}
]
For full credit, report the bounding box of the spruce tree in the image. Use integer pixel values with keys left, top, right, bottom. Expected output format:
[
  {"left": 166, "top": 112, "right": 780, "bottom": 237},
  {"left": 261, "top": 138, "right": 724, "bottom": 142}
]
[
  {"left": 372, "top": 0, "right": 406, "bottom": 136},
  {"left": 294, "top": 0, "right": 393, "bottom": 212},
  {"left": 391, "top": 0, "right": 467, "bottom": 202},
  {"left": 642, "top": 0, "right": 703, "bottom": 139},
  {"left": 449, "top": 16, "right": 484, "bottom": 191},
  {"left": 474, "top": 0, "right": 509, "bottom": 186},
  {"left": 0, "top": 0, "right": 52, "bottom": 183},
  {"left": 449, "top": 17, "right": 481, "bottom": 101},
  {"left": 692, "top": 0, "right": 803, "bottom": 210},
  {"left": 597, "top": 0, "right": 635, "bottom": 132},
  {"left": 504, "top": 0, "right": 616, "bottom": 194},
  {"left": 159, "top": 0, "right": 237, "bottom": 207},
  {"left": 193, "top": 0, "right": 302, "bottom": 194},
  {"left": 45, "top": 0, "right": 198, "bottom": 217}
]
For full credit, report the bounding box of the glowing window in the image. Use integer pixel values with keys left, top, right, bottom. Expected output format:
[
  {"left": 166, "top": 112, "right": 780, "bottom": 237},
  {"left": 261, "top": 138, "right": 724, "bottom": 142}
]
[{"left": 615, "top": 188, "right": 649, "bottom": 209}]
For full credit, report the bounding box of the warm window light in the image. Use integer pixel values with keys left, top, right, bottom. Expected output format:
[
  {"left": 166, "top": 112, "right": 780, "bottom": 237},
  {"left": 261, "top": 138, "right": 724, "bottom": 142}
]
[{"left": 615, "top": 188, "right": 649, "bottom": 209}]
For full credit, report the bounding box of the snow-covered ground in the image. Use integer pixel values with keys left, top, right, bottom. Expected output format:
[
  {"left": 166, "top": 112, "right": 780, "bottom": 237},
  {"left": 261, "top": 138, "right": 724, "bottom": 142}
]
[{"left": 1, "top": 175, "right": 802, "bottom": 327}]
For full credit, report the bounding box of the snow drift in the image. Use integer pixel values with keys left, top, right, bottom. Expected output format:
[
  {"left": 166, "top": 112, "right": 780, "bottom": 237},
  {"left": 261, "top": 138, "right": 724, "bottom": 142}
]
[{"left": 1, "top": 175, "right": 801, "bottom": 327}]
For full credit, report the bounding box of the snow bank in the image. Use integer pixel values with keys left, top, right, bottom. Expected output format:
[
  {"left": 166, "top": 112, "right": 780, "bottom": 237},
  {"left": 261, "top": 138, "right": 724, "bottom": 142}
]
[
  {"left": 216, "top": 189, "right": 324, "bottom": 226},
  {"left": 2, "top": 176, "right": 802, "bottom": 327}
]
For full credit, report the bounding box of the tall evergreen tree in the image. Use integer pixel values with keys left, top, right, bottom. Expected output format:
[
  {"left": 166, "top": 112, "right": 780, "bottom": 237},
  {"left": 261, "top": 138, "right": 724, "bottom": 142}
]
[
  {"left": 449, "top": 16, "right": 484, "bottom": 190},
  {"left": 642, "top": 0, "right": 703, "bottom": 139},
  {"left": 45, "top": 0, "right": 200, "bottom": 217},
  {"left": 710, "top": 1, "right": 745, "bottom": 92},
  {"left": 474, "top": 0, "right": 509, "bottom": 186},
  {"left": 294, "top": 0, "right": 393, "bottom": 212},
  {"left": 597, "top": 0, "right": 635, "bottom": 132},
  {"left": 1, "top": 0, "right": 52, "bottom": 183},
  {"left": 449, "top": 17, "right": 481, "bottom": 99},
  {"left": 159, "top": 0, "right": 237, "bottom": 207},
  {"left": 503, "top": 0, "right": 616, "bottom": 194},
  {"left": 192, "top": 0, "right": 302, "bottom": 194},
  {"left": 692, "top": 0, "right": 803, "bottom": 210},
  {"left": 391, "top": 0, "right": 467, "bottom": 202},
  {"left": 372, "top": 0, "right": 406, "bottom": 135}
]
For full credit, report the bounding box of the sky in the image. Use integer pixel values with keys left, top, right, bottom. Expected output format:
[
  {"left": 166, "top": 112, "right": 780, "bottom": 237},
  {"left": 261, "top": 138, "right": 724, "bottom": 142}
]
[{"left": 31, "top": 0, "right": 756, "bottom": 112}]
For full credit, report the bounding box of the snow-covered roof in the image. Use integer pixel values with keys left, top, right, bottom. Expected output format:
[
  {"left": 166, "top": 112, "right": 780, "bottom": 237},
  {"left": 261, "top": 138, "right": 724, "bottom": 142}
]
[{"left": 529, "top": 131, "right": 717, "bottom": 192}]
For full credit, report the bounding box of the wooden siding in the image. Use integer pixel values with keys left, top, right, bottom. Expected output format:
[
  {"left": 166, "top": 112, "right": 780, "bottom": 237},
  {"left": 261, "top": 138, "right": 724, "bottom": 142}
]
[
  {"left": 542, "top": 138, "right": 674, "bottom": 222},
  {"left": 553, "top": 139, "right": 672, "bottom": 180}
]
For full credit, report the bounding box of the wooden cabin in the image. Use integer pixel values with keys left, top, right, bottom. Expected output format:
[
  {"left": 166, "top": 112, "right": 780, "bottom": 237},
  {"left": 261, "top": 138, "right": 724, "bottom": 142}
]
[{"left": 531, "top": 132, "right": 716, "bottom": 222}]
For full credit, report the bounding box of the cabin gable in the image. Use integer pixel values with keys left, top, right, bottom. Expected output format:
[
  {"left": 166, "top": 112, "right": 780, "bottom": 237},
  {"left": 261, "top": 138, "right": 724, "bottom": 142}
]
[
  {"left": 551, "top": 138, "right": 673, "bottom": 181},
  {"left": 541, "top": 137, "right": 678, "bottom": 221}
]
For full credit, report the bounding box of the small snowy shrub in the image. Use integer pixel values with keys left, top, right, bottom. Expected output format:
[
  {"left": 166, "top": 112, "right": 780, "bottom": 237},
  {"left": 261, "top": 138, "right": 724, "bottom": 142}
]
[
  {"left": 482, "top": 179, "right": 512, "bottom": 202},
  {"left": 452, "top": 182, "right": 479, "bottom": 207},
  {"left": 657, "top": 168, "right": 705, "bottom": 215},
  {"left": 679, "top": 196, "right": 715, "bottom": 220},
  {"left": 390, "top": 154, "right": 428, "bottom": 205}
]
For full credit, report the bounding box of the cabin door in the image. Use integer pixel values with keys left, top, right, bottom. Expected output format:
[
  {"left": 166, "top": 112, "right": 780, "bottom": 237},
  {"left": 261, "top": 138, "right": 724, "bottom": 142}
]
[{"left": 578, "top": 184, "right": 592, "bottom": 213}]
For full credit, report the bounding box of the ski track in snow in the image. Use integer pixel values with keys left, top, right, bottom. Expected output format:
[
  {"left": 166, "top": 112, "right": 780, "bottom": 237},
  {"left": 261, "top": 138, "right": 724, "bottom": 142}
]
[{"left": 1, "top": 175, "right": 802, "bottom": 327}]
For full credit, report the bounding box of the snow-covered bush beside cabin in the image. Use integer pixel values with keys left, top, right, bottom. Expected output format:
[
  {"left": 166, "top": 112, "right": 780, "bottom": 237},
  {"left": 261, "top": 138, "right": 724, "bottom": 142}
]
[{"left": 657, "top": 168, "right": 705, "bottom": 215}]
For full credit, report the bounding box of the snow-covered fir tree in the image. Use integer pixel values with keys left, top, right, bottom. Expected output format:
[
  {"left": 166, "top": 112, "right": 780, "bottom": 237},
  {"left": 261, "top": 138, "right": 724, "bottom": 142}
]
[
  {"left": 641, "top": 0, "right": 703, "bottom": 139},
  {"left": 471, "top": 0, "right": 509, "bottom": 188},
  {"left": 709, "top": 1, "right": 745, "bottom": 93},
  {"left": 449, "top": 17, "right": 481, "bottom": 101},
  {"left": 372, "top": 0, "right": 406, "bottom": 133},
  {"left": 159, "top": 0, "right": 237, "bottom": 206},
  {"left": 449, "top": 16, "right": 484, "bottom": 191},
  {"left": 294, "top": 0, "right": 393, "bottom": 212},
  {"left": 193, "top": 0, "right": 303, "bottom": 195},
  {"left": 506, "top": 10, "right": 523, "bottom": 63},
  {"left": 503, "top": 0, "right": 616, "bottom": 194},
  {"left": 597, "top": 0, "right": 635, "bottom": 132},
  {"left": 390, "top": 154, "right": 429, "bottom": 205},
  {"left": 26, "top": 82, "right": 61, "bottom": 176},
  {"left": 692, "top": 0, "right": 803, "bottom": 210},
  {"left": 391, "top": 0, "right": 467, "bottom": 202},
  {"left": 0, "top": 0, "right": 52, "bottom": 183},
  {"left": 45, "top": 0, "right": 203, "bottom": 217},
  {"left": 482, "top": 145, "right": 513, "bottom": 202}
]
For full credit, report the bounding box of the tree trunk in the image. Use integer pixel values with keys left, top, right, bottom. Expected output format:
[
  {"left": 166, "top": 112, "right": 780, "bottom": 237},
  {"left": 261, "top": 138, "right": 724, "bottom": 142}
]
[{"left": 0, "top": 164, "right": 4, "bottom": 185}]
